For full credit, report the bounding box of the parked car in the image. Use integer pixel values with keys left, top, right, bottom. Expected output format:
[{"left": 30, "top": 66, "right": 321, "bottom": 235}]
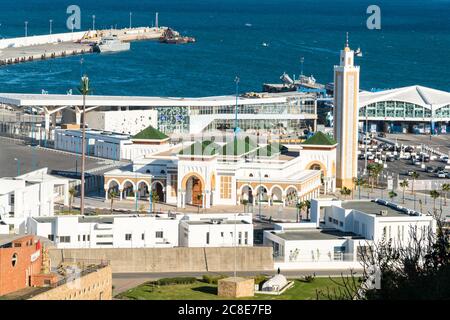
[
  {"left": 407, "top": 170, "right": 417, "bottom": 176},
  {"left": 437, "top": 171, "right": 447, "bottom": 178},
  {"left": 425, "top": 166, "right": 434, "bottom": 173}
]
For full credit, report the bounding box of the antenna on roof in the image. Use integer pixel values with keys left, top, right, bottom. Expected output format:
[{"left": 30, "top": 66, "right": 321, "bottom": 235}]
[{"left": 345, "top": 32, "right": 349, "bottom": 48}]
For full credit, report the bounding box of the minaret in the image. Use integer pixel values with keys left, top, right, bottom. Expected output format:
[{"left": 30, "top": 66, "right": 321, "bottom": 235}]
[{"left": 334, "top": 33, "right": 360, "bottom": 189}]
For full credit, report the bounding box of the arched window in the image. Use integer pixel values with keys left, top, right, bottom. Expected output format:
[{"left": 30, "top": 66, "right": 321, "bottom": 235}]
[
  {"left": 264, "top": 174, "right": 269, "bottom": 178},
  {"left": 249, "top": 173, "right": 253, "bottom": 177},
  {"left": 146, "top": 170, "right": 150, "bottom": 174},
  {"left": 160, "top": 170, "right": 166, "bottom": 175}
]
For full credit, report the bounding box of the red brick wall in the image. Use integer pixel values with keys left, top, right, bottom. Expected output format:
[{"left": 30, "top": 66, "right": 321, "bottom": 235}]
[{"left": 0, "top": 236, "right": 43, "bottom": 296}]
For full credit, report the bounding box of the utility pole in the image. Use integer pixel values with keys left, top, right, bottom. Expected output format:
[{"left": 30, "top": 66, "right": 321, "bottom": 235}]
[
  {"left": 79, "top": 75, "right": 90, "bottom": 216},
  {"left": 155, "top": 12, "right": 159, "bottom": 28},
  {"left": 129, "top": 12, "right": 132, "bottom": 29},
  {"left": 49, "top": 19, "right": 53, "bottom": 34},
  {"left": 234, "top": 76, "right": 240, "bottom": 136},
  {"left": 24, "top": 21, "right": 28, "bottom": 37},
  {"left": 92, "top": 15, "right": 96, "bottom": 31}
]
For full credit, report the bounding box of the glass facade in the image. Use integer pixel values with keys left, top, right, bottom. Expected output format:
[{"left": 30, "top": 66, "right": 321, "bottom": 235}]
[
  {"left": 155, "top": 97, "right": 316, "bottom": 134},
  {"left": 204, "top": 119, "right": 312, "bottom": 132},
  {"left": 156, "top": 106, "right": 189, "bottom": 134},
  {"left": 359, "top": 101, "right": 433, "bottom": 119},
  {"left": 435, "top": 104, "right": 450, "bottom": 118}
]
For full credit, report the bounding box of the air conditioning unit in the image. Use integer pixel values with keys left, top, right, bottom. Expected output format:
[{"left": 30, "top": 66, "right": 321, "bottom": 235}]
[{"left": 380, "top": 210, "right": 388, "bottom": 217}]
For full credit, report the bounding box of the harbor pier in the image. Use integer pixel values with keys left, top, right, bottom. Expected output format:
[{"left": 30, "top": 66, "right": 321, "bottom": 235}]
[{"left": 0, "top": 27, "right": 168, "bottom": 66}]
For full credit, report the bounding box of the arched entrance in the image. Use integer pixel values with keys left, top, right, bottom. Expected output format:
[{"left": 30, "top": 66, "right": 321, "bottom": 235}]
[
  {"left": 186, "top": 176, "right": 203, "bottom": 206},
  {"left": 256, "top": 185, "right": 269, "bottom": 204},
  {"left": 152, "top": 181, "right": 165, "bottom": 203},
  {"left": 270, "top": 186, "right": 283, "bottom": 205},
  {"left": 137, "top": 181, "right": 149, "bottom": 199},
  {"left": 106, "top": 179, "right": 120, "bottom": 200},
  {"left": 241, "top": 185, "right": 254, "bottom": 204},
  {"left": 122, "top": 180, "right": 135, "bottom": 199}
]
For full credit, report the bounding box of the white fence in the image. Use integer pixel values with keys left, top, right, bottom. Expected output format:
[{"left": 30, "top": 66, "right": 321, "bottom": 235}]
[{"left": 0, "top": 31, "right": 87, "bottom": 49}]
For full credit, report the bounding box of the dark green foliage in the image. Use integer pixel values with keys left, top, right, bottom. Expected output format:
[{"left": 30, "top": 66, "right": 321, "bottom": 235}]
[
  {"left": 149, "top": 277, "right": 197, "bottom": 286},
  {"left": 202, "top": 274, "right": 227, "bottom": 284}
]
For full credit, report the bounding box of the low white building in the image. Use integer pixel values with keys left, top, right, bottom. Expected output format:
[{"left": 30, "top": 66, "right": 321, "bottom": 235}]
[
  {"left": 27, "top": 212, "right": 254, "bottom": 249},
  {"left": 0, "top": 168, "right": 70, "bottom": 234},
  {"left": 264, "top": 199, "right": 436, "bottom": 270},
  {"left": 54, "top": 125, "right": 172, "bottom": 161},
  {"left": 27, "top": 214, "right": 181, "bottom": 249},
  {"left": 179, "top": 213, "right": 253, "bottom": 247}
]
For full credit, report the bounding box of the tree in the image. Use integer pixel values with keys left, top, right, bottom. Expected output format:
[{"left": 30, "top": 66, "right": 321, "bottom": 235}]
[
  {"left": 196, "top": 194, "right": 203, "bottom": 213},
  {"left": 367, "top": 163, "right": 383, "bottom": 191},
  {"left": 304, "top": 200, "right": 311, "bottom": 220},
  {"left": 354, "top": 177, "right": 366, "bottom": 200},
  {"left": 399, "top": 179, "right": 409, "bottom": 204},
  {"left": 151, "top": 192, "right": 160, "bottom": 213},
  {"left": 441, "top": 183, "right": 450, "bottom": 207},
  {"left": 68, "top": 187, "right": 76, "bottom": 214},
  {"left": 340, "top": 187, "right": 352, "bottom": 199},
  {"left": 316, "top": 216, "right": 450, "bottom": 300},
  {"left": 388, "top": 190, "right": 397, "bottom": 201},
  {"left": 108, "top": 189, "right": 118, "bottom": 214},
  {"left": 297, "top": 201, "right": 307, "bottom": 221},
  {"left": 430, "top": 190, "right": 440, "bottom": 214}
]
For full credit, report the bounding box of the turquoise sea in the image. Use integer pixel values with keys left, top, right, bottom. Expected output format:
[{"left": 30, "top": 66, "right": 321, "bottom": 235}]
[{"left": 0, "top": 0, "right": 449, "bottom": 96}]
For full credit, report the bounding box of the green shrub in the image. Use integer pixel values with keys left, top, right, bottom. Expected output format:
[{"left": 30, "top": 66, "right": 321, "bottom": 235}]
[
  {"left": 150, "top": 277, "right": 197, "bottom": 286},
  {"left": 302, "top": 274, "right": 316, "bottom": 283},
  {"left": 254, "top": 275, "right": 268, "bottom": 285},
  {"left": 202, "top": 274, "right": 227, "bottom": 284}
]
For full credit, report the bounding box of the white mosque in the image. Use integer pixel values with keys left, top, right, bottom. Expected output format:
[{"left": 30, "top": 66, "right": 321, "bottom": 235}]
[{"left": 103, "top": 40, "right": 360, "bottom": 209}]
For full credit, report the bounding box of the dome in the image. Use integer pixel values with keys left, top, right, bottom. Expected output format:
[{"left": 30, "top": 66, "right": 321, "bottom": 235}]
[{"left": 261, "top": 274, "right": 288, "bottom": 291}]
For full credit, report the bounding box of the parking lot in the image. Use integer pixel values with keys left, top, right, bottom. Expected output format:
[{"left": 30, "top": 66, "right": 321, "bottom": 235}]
[
  {"left": 0, "top": 138, "right": 105, "bottom": 177},
  {"left": 358, "top": 133, "right": 450, "bottom": 181}
]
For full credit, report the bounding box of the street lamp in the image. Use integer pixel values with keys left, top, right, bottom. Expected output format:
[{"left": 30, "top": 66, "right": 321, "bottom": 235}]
[
  {"left": 14, "top": 158, "right": 20, "bottom": 176},
  {"left": 49, "top": 19, "right": 53, "bottom": 34}
]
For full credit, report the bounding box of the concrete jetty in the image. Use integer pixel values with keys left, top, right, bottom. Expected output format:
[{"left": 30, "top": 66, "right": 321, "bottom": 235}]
[{"left": 0, "top": 27, "right": 167, "bottom": 66}]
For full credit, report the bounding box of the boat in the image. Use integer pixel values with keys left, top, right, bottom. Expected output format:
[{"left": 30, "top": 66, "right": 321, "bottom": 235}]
[
  {"left": 159, "top": 28, "right": 195, "bottom": 44},
  {"left": 245, "top": 23, "right": 252, "bottom": 27},
  {"left": 93, "top": 36, "right": 130, "bottom": 53},
  {"left": 262, "top": 42, "right": 269, "bottom": 47},
  {"left": 355, "top": 47, "right": 363, "bottom": 57}
]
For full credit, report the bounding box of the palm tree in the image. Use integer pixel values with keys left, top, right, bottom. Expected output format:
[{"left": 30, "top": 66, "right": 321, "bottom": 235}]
[
  {"left": 151, "top": 193, "right": 159, "bottom": 212},
  {"left": 388, "top": 190, "right": 397, "bottom": 201},
  {"left": 441, "top": 183, "right": 450, "bottom": 206},
  {"left": 367, "top": 163, "right": 383, "bottom": 191},
  {"left": 68, "top": 187, "right": 76, "bottom": 214},
  {"left": 196, "top": 194, "right": 203, "bottom": 213},
  {"left": 354, "top": 177, "right": 365, "bottom": 200},
  {"left": 430, "top": 190, "right": 440, "bottom": 213},
  {"left": 340, "top": 187, "right": 352, "bottom": 199},
  {"left": 304, "top": 200, "right": 311, "bottom": 220},
  {"left": 108, "top": 189, "right": 118, "bottom": 214},
  {"left": 297, "top": 201, "right": 307, "bottom": 221},
  {"left": 410, "top": 171, "right": 420, "bottom": 210},
  {"left": 399, "top": 179, "right": 409, "bottom": 204}
]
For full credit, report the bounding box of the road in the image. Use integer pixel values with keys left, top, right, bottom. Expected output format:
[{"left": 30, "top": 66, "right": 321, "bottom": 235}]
[
  {"left": 0, "top": 138, "right": 108, "bottom": 177},
  {"left": 112, "top": 269, "right": 362, "bottom": 295}
]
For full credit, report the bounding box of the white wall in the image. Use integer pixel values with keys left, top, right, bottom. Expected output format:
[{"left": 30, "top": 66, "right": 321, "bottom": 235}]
[
  {"left": 0, "top": 31, "right": 86, "bottom": 49},
  {"left": 85, "top": 110, "right": 158, "bottom": 135}
]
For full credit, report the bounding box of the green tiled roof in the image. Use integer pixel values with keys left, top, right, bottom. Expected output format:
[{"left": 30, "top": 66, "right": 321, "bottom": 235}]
[
  {"left": 133, "top": 125, "right": 169, "bottom": 140},
  {"left": 301, "top": 132, "right": 337, "bottom": 146},
  {"left": 256, "top": 143, "right": 287, "bottom": 157},
  {"left": 220, "top": 137, "right": 258, "bottom": 156},
  {"left": 178, "top": 140, "right": 221, "bottom": 156}
]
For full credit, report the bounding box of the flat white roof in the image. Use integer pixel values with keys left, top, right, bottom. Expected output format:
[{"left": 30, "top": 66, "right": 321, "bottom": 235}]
[{"left": 0, "top": 93, "right": 291, "bottom": 108}]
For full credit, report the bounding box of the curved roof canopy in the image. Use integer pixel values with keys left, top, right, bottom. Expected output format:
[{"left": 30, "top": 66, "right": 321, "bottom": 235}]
[{"left": 359, "top": 85, "right": 450, "bottom": 109}]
